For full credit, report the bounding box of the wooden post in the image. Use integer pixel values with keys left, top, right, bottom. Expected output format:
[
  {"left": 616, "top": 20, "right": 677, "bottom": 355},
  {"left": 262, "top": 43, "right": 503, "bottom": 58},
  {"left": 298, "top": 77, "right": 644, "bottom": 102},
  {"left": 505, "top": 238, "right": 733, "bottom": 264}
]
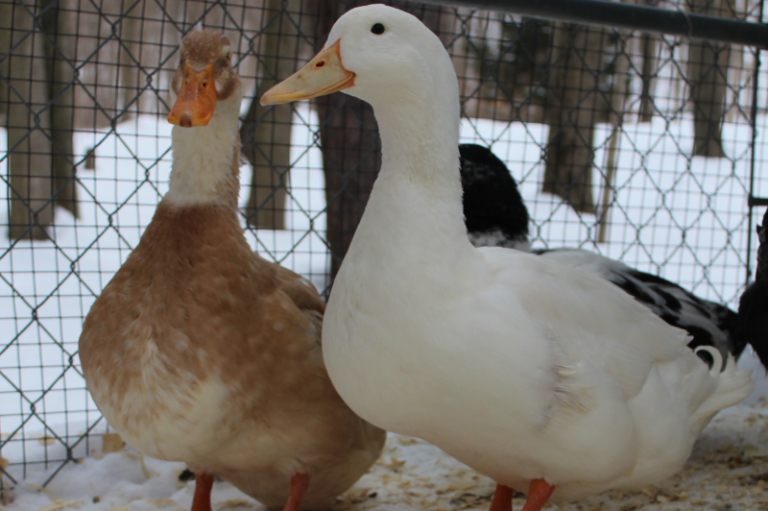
[
  {"left": 118, "top": 0, "right": 140, "bottom": 123},
  {"left": 241, "top": 0, "right": 303, "bottom": 230},
  {"left": 687, "top": 0, "right": 730, "bottom": 158},
  {"left": 638, "top": 32, "right": 657, "bottom": 122},
  {"left": 597, "top": 33, "right": 631, "bottom": 243},
  {"left": 7, "top": 0, "right": 55, "bottom": 240},
  {"left": 40, "top": 0, "right": 78, "bottom": 218},
  {"left": 543, "top": 23, "right": 607, "bottom": 214}
]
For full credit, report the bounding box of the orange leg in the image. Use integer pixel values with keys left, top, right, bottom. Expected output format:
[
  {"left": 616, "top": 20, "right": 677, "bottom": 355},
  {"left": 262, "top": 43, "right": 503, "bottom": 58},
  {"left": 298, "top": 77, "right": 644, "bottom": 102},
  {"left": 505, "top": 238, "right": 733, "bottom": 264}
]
[
  {"left": 191, "top": 473, "right": 214, "bottom": 511},
  {"left": 521, "top": 479, "right": 555, "bottom": 511},
  {"left": 489, "top": 483, "right": 514, "bottom": 511},
  {"left": 282, "top": 473, "right": 310, "bottom": 511}
]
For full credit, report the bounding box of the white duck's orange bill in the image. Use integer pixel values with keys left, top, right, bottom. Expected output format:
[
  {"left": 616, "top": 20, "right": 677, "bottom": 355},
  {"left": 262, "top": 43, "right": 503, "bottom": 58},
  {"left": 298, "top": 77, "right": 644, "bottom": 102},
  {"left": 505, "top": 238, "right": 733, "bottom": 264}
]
[
  {"left": 260, "top": 40, "right": 355, "bottom": 106},
  {"left": 168, "top": 62, "right": 217, "bottom": 127}
]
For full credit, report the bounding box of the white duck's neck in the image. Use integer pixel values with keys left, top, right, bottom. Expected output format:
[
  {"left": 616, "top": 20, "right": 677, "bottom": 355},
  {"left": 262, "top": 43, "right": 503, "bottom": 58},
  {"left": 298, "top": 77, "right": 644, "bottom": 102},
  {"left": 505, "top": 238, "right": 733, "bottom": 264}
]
[
  {"left": 360, "top": 78, "right": 472, "bottom": 256},
  {"left": 165, "top": 97, "right": 241, "bottom": 209}
]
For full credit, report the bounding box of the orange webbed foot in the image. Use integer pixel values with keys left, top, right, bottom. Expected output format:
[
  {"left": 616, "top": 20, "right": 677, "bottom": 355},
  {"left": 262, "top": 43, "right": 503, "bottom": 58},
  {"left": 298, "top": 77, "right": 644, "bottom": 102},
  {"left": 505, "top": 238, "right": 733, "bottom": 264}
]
[
  {"left": 489, "top": 483, "right": 514, "bottom": 511},
  {"left": 520, "top": 479, "right": 555, "bottom": 511},
  {"left": 282, "top": 473, "right": 310, "bottom": 511},
  {"left": 191, "top": 473, "right": 214, "bottom": 511}
]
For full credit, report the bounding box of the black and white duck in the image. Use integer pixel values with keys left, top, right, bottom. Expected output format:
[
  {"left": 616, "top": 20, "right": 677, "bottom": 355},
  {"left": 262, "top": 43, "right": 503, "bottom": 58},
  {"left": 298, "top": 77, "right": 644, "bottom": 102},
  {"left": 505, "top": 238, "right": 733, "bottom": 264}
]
[{"left": 459, "top": 143, "right": 754, "bottom": 367}]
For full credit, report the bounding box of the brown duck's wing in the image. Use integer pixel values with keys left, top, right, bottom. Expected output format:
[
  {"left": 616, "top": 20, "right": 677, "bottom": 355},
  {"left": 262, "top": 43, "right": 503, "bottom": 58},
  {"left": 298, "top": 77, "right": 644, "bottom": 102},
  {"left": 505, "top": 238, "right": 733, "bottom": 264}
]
[
  {"left": 301, "top": 309, "right": 324, "bottom": 366},
  {"left": 268, "top": 261, "right": 326, "bottom": 364},
  {"left": 268, "top": 258, "right": 326, "bottom": 315}
]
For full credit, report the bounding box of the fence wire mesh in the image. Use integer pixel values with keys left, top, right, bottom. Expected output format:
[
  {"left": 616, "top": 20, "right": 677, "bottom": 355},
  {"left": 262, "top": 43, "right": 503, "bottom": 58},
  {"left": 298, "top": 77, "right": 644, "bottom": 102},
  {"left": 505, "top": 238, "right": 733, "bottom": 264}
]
[{"left": 0, "top": 0, "right": 766, "bottom": 493}]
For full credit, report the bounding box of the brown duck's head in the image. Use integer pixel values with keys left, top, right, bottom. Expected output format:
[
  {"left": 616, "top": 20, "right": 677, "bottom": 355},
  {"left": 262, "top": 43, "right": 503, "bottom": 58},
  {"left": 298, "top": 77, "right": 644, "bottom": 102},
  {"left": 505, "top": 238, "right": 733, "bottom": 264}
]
[{"left": 168, "top": 31, "right": 240, "bottom": 128}]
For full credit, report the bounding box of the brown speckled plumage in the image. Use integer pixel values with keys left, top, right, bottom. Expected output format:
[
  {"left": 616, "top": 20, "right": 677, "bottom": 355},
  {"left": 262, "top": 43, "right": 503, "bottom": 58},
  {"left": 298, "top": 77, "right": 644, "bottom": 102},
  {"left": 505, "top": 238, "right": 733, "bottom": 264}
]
[{"left": 79, "top": 30, "right": 385, "bottom": 510}]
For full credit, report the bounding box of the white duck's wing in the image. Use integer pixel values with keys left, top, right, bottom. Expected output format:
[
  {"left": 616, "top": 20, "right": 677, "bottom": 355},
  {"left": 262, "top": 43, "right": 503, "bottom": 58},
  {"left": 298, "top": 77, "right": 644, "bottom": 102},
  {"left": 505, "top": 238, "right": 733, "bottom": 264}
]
[
  {"left": 478, "top": 247, "right": 691, "bottom": 400},
  {"left": 535, "top": 248, "right": 742, "bottom": 362}
]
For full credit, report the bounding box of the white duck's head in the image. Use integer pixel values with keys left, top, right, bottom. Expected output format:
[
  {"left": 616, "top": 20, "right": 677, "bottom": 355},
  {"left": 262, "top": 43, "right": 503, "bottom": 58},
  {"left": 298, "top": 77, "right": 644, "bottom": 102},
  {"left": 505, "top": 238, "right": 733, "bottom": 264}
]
[
  {"left": 262, "top": 4, "right": 461, "bottom": 189},
  {"left": 261, "top": 5, "right": 458, "bottom": 125}
]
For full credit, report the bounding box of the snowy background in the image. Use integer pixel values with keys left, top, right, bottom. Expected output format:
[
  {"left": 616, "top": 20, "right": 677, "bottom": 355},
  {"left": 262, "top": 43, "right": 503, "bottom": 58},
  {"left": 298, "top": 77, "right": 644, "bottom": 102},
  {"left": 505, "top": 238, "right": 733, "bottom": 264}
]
[{"left": 2, "top": 71, "right": 768, "bottom": 508}]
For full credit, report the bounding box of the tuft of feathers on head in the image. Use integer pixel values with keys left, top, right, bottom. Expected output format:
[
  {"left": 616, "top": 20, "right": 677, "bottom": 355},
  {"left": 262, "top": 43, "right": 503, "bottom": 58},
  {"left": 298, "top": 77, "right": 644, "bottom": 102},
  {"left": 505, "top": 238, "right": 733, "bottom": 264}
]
[
  {"left": 172, "top": 31, "right": 239, "bottom": 101},
  {"left": 179, "top": 31, "right": 231, "bottom": 67}
]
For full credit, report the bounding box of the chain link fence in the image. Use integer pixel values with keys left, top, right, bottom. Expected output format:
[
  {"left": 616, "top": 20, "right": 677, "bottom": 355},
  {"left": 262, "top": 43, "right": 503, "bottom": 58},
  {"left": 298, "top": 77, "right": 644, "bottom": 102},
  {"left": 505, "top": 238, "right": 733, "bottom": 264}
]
[{"left": 0, "top": 0, "right": 766, "bottom": 493}]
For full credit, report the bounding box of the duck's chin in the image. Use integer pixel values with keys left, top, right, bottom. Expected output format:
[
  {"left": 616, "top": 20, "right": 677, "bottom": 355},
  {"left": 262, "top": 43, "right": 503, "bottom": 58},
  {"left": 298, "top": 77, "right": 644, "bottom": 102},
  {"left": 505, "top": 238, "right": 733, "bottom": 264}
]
[{"left": 165, "top": 96, "right": 241, "bottom": 208}]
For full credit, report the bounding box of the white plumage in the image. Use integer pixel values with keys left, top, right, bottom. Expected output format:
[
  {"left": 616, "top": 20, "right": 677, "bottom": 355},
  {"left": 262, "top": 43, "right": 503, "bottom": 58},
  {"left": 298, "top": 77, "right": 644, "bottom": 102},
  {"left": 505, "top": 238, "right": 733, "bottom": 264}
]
[{"left": 265, "top": 6, "right": 754, "bottom": 508}]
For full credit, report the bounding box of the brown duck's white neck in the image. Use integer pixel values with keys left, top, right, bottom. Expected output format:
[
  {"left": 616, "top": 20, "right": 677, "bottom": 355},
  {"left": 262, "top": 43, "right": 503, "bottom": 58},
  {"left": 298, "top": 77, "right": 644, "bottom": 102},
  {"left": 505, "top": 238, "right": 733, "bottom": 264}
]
[{"left": 165, "top": 97, "right": 241, "bottom": 208}]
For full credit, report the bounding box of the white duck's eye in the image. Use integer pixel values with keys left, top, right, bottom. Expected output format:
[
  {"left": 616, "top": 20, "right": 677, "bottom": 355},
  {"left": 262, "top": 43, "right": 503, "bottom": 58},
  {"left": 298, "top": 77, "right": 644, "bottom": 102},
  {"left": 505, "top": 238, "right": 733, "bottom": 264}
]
[{"left": 371, "top": 23, "right": 385, "bottom": 35}]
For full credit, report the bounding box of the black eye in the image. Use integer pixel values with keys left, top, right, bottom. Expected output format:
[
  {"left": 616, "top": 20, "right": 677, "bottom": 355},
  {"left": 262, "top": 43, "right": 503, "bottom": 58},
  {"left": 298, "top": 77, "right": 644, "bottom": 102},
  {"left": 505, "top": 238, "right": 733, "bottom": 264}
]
[{"left": 371, "top": 23, "right": 385, "bottom": 35}]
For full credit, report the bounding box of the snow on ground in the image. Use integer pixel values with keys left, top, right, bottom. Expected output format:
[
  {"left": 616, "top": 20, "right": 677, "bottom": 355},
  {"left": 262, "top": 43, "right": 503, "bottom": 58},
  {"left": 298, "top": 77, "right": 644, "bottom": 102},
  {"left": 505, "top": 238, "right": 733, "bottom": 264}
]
[
  {"left": 1, "top": 102, "right": 768, "bottom": 506},
  {"left": 5, "top": 402, "right": 768, "bottom": 511}
]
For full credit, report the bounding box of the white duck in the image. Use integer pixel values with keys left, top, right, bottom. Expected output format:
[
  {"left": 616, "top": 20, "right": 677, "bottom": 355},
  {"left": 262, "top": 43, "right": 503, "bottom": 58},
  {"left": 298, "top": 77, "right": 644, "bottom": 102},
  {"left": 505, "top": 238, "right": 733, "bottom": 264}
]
[{"left": 261, "top": 6, "right": 753, "bottom": 511}]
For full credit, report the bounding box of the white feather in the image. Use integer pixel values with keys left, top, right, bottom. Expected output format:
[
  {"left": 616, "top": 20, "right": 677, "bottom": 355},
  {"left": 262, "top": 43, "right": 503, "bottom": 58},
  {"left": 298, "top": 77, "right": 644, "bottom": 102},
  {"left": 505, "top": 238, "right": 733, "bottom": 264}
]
[{"left": 320, "top": 5, "right": 754, "bottom": 503}]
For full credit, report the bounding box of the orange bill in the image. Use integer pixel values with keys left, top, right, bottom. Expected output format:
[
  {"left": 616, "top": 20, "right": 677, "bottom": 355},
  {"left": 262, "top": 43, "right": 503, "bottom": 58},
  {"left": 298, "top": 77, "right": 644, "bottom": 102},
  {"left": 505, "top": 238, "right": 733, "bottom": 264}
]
[
  {"left": 168, "top": 62, "right": 217, "bottom": 127},
  {"left": 260, "top": 40, "right": 355, "bottom": 106}
]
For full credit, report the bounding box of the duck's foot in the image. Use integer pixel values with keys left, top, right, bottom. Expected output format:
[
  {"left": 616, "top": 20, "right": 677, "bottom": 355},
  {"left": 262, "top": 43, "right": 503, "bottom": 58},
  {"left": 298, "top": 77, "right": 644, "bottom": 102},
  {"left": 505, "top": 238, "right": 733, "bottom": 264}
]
[
  {"left": 521, "top": 479, "right": 555, "bottom": 511},
  {"left": 191, "top": 473, "right": 214, "bottom": 511},
  {"left": 489, "top": 484, "right": 514, "bottom": 511},
  {"left": 282, "top": 473, "right": 310, "bottom": 511}
]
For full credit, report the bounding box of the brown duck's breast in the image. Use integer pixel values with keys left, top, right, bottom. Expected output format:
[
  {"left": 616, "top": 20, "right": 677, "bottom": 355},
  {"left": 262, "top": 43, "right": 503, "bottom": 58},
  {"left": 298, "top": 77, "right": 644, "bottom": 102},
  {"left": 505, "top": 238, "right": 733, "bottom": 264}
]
[{"left": 79, "top": 202, "right": 320, "bottom": 419}]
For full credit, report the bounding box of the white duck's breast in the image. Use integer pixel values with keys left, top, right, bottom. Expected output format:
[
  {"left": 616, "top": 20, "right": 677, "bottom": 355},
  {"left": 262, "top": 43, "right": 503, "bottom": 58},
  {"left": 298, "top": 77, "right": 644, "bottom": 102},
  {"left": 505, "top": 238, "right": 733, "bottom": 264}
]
[
  {"left": 324, "top": 251, "right": 647, "bottom": 487},
  {"left": 322, "top": 190, "right": 648, "bottom": 486}
]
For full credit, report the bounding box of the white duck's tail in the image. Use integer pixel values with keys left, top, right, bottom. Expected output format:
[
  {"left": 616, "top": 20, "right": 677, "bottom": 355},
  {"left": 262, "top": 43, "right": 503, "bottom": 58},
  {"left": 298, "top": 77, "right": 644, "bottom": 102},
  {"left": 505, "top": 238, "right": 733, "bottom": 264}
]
[{"left": 691, "top": 347, "right": 753, "bottom": 434}]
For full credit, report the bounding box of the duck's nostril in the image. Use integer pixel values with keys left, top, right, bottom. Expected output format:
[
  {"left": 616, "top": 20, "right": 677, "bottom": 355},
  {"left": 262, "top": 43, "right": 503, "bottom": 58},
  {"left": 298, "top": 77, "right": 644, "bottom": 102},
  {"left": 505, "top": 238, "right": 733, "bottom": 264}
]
[
  {"left": 180, "top": 112, "right": 193, "bottom": 128},
  {"left": 316, "top": 61, "right": 325, "bottom": 68}
]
